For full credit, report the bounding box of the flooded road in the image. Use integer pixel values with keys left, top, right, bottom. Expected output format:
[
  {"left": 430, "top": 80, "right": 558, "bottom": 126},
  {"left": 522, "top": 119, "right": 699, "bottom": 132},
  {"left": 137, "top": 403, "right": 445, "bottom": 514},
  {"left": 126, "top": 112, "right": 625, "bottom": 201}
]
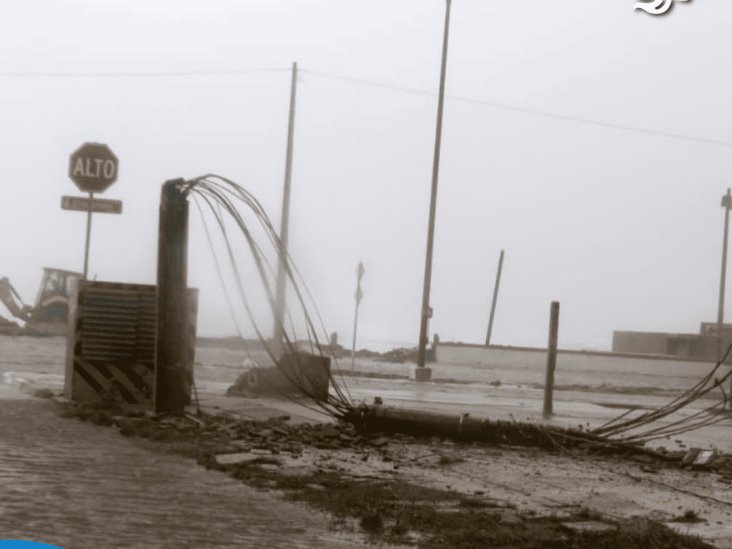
[{"left": 3, "top": 335, "right": 732, "bottom": 452}]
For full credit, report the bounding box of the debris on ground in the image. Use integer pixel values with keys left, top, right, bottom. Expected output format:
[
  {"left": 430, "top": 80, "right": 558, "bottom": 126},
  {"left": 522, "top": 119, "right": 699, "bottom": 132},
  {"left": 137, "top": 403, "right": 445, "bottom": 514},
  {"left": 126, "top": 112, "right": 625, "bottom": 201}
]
[{"left": 55, "top": 399, "right": 718, "bottom": 549}]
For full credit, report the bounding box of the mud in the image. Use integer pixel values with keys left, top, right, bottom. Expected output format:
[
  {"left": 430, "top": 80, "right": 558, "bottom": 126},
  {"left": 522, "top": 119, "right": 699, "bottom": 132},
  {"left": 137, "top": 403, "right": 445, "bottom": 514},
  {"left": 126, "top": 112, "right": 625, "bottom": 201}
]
[{"left": 55, "top": 398, "right": 720, "bottom": 548}]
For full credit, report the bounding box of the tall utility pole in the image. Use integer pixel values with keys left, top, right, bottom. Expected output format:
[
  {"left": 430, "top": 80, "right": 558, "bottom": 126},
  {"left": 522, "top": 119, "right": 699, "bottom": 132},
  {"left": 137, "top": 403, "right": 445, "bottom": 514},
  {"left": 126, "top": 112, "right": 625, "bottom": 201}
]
[
  {"left": 718, "top": 188, "right": 732, "bottom": 360},
  {"left": 485, "top": 249, "right": 505, "bottom": 346},
  {"left": 416, "top": 0, "right": 453, "bottom": 379},
  {"left": 273, "top": 62, "right": 298, "bottom": 357},
  {"left": 351, "top": 261, "right": 365, "bottom": 371}
]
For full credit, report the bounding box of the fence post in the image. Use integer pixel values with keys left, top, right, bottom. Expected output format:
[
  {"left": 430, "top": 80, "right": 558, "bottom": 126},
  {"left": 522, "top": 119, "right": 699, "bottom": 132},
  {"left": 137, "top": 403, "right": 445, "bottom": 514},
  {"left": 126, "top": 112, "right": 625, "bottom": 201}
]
[{"left": 543, "top": 301, "right": 560, "bottom": 420}]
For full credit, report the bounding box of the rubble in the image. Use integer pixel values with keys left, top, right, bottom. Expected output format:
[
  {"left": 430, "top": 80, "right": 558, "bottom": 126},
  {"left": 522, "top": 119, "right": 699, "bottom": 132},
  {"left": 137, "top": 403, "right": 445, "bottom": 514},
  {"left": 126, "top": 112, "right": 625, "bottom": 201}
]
[{"left": 54, "top": 399, "right": 720, "bottom": 548}]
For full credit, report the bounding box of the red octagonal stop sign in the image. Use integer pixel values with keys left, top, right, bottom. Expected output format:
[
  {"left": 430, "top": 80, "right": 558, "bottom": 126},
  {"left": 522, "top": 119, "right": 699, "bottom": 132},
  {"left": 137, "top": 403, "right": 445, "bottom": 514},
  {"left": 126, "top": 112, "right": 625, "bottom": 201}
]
[{"left": 68, "top": 142, "right": 119, "bottom": 194}]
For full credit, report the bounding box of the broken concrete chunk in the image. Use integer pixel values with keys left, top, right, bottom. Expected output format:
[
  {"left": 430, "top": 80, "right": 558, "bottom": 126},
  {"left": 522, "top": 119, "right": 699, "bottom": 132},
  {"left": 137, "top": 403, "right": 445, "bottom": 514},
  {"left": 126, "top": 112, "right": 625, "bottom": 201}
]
[{"left": 561, "top": 521, "right": 616, "bottom": 534}]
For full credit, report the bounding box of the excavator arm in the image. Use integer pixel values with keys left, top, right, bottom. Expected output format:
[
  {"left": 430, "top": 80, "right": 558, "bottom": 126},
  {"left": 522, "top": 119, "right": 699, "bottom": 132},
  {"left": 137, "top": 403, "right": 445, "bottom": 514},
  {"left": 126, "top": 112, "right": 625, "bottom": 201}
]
[{"left": 0, "top": 277, "right": 31, "bottom": 322}]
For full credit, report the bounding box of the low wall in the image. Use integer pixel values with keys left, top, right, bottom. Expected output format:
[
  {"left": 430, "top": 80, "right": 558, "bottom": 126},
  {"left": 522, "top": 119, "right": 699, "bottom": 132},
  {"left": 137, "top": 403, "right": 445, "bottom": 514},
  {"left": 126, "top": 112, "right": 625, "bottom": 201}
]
[{"left": 434, "top": 343, "right": 728, "bottom": 389}]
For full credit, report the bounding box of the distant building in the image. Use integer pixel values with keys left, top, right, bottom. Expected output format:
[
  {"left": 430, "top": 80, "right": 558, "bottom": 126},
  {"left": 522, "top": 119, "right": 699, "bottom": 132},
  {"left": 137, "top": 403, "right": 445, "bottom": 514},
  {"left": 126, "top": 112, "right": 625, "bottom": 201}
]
[{"left": 612, "top": 322, "right": 732, "bottom": 361}]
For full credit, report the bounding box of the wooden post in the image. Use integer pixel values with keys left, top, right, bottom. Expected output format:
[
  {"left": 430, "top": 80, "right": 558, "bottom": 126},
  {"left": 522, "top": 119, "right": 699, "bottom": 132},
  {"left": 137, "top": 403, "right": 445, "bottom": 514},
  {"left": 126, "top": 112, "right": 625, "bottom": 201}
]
[
  {"left": 155, "top": 179, "right": 190, "bottom": 414},
  {"left": 543, "top": 301, "right": 560, "bottom": 420}
]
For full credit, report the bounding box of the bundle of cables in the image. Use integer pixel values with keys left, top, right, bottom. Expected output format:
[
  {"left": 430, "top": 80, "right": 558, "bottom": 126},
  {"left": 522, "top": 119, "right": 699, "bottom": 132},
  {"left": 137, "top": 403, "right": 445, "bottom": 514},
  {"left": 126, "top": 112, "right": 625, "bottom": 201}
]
[
  {"left": 177, "top": 174, "right": 732, "bottom": 451},
  {"left": 179, "top": 175, "right": 355, "bottom": 420},
  {"left": 591, "top": 343, "right": 732, "bottom": 445}
]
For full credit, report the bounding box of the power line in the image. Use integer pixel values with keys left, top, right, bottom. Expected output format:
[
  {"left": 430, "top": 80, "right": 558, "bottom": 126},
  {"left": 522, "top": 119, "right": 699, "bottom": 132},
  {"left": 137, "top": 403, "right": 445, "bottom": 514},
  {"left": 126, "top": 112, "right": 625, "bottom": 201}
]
[
  {"left": 300, "top": 69, "right": 732, "bottom": 149},
  {"left": 1, "top": 64, "right": 729, "bottom": 148},
  {"left": 0, "top": 68, "right": 288, "bottom": 78}
]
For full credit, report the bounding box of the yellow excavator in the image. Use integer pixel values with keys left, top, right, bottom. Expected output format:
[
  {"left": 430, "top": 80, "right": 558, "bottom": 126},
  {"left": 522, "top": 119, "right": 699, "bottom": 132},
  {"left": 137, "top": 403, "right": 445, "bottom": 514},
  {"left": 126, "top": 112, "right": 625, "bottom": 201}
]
[{"left": 0, "top": 268, "right": 82, "bottom": 336}]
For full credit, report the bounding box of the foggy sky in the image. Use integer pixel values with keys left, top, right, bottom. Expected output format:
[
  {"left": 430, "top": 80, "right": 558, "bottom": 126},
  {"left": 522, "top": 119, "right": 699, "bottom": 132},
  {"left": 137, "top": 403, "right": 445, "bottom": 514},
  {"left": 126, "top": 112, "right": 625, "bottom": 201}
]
[{"left": 2, "top": 0, "right": 731, "bottom": 351}]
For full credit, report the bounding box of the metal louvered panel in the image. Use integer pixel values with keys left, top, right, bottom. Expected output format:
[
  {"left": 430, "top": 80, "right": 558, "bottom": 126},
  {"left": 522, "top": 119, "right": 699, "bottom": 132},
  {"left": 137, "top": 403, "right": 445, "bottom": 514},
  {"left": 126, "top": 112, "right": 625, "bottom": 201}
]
[{"left": 79, "top": 283, "right": 157, "bottom": 364}]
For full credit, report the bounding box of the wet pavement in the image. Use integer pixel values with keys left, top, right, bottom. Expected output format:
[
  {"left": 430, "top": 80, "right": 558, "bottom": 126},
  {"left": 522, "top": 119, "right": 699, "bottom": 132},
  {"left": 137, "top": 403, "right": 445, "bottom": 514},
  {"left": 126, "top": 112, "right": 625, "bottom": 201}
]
[
  {"left": 0, "top": 384, "right": 366, "bottom": 549},
  {"left": 4, "top": 334, "right": 732, "bottom": 453}
]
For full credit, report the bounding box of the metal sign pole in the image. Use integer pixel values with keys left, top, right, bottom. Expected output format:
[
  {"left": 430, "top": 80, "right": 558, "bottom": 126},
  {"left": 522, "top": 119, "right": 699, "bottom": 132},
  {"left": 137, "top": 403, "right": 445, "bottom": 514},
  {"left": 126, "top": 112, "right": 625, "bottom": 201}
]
[{"left": 82, "top": 191, "right": 94, "bottom": 280}]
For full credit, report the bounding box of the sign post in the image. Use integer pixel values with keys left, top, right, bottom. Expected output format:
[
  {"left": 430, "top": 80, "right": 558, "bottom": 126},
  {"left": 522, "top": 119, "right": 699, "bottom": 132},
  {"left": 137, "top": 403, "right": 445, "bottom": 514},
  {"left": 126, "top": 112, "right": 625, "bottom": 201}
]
[{"left": 67, "top": 143, "right": 119, "bottom": 280}]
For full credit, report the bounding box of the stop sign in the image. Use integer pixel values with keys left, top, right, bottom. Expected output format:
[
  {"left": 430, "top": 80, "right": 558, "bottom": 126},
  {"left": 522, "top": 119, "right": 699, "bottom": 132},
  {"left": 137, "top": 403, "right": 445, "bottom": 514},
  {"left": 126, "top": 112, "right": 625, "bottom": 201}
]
[{"left": 68, "top": 142, "right": 119, "bottom": 194}]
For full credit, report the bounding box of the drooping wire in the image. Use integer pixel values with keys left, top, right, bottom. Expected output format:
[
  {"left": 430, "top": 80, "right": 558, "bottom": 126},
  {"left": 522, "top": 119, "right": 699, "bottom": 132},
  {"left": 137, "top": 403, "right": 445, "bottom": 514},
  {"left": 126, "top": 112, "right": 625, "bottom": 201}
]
[
  {"left": 189, "top": 175, "right": 354, "bottom": 408},
  {"left": 592, "top": 342, "right": 732, "bottom": 444},
  {"left": 182, "top": 173, "right": 732, "bottom": 442},
  {"left": 183, "top": 175, "right": 354, "bottom": 417}
]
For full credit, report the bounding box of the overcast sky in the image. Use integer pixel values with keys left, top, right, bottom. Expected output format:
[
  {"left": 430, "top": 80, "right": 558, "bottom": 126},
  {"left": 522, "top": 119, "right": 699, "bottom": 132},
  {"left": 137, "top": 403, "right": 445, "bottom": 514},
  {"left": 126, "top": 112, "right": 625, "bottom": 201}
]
[{"left": 2, "top": 0, "right": 731, "bottom": 351}]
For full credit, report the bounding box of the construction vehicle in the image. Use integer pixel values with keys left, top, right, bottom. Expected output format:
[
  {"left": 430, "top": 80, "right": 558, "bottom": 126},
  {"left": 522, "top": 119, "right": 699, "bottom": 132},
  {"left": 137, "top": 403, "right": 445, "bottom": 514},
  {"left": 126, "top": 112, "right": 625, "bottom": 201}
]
[{"left": 0, "top": 268, "right": 82, "bottom": 336}]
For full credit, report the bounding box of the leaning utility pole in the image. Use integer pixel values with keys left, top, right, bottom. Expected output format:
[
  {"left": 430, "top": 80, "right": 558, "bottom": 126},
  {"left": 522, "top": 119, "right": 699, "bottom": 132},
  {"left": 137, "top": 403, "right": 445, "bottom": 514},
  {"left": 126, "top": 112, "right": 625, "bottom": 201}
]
[
  {"left": 485, "top": 249, "right": 505, "bottom": 346},
  {"left": 273, "top": 62, "right": 298, "bottom": 356},
  {"left": 718, "top": 188, "right": 731, "bottom": 361},
  {"left": 416, "top": 0, "right": 453, "bottom": 380},
  {"left": 156, "top": 179, "right": 190, "bottom": 414}
]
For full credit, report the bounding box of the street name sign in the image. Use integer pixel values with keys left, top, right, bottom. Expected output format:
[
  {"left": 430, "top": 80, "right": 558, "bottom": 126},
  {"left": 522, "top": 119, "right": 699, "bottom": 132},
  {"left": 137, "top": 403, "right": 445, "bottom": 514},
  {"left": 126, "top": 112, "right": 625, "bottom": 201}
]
[
  {"left": 61, "top": 195, "right": 123, "bottom": 214},
  {"left": 68, "top": 142, "right": 119, "bottom": 194}
]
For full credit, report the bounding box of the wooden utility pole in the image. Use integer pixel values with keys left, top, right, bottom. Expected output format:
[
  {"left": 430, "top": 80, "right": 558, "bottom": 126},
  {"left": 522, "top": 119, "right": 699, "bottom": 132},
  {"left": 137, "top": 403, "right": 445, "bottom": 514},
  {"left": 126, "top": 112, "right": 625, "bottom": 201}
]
[
  {"left": 485, "top": 249, "right": 504, "bottom": 346},
  {"left": 543, "top": 301, "right": 560, "bottom": 420},
  {"left": 417, "top": 0, "right": 453, "bottom": 376},
  {"left": 351, "top": 261, "right": 365, "bottom": 371},
  {"left": 155, "top": 179, "right": 190, "bottom": 414},
  {"left": 273, "top": 62, "right": 298, "bottom": 358}
]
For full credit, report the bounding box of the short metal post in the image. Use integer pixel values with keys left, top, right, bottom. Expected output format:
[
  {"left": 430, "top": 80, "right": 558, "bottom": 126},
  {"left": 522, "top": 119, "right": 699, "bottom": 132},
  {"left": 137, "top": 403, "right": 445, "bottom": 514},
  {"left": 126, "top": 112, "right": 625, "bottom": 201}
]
[{"left": 543, "top": 301, "right": 560, "bottom": 420}]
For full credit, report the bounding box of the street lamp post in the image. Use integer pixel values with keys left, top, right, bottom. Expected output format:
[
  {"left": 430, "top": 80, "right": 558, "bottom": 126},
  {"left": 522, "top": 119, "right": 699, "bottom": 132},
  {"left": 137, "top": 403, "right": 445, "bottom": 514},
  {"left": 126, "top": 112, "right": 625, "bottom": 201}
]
[{"left": 416, "top": 0, "right": 453, "bottom": 381}]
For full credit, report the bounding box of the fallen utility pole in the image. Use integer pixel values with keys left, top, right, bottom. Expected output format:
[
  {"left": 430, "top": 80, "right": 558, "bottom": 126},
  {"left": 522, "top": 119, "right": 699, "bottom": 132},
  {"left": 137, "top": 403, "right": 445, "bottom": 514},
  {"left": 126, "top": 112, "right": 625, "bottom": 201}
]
[
  {"left": 345, "top": 405, "right": 674, "bottom": 461},
  {"left": 156, "top": 179, "right": 191, "bottom": 414},
  {"left": 273, "top": 62, "right": 298, "bottom": 357},
  {"left": 543, "top": 301, "right": 560, "bottom": 420},
  {"left": 485, "top": 249, "right": 504, "bottom": 346}
]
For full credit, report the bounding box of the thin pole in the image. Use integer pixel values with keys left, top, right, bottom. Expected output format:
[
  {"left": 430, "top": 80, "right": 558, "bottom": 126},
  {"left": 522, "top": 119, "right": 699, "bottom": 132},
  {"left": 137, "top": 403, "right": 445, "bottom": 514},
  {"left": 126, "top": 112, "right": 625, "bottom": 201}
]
[
  {"left": 82, "top": 192, "right": 94, "bottom": 280},
  {"left": 273, "top": 62, "right": 298, "bottom": 356},
  {"left": 485, "top": 249, "right": 505, "bottom": 346},
  {"left": 417, "top": 0, "right": 453, "bottom": 369},
  {"left": 351, "top": 261, "right": 365, "bottom": 371},
  {"left": 718, "top": 189, "right": 731, "bottom": 356},
  {"left": 543, "top": 301, "right": 560, "bottom": 420},
  {"left": 718, "top": 188, "right": 732, "bottom": 408}
]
